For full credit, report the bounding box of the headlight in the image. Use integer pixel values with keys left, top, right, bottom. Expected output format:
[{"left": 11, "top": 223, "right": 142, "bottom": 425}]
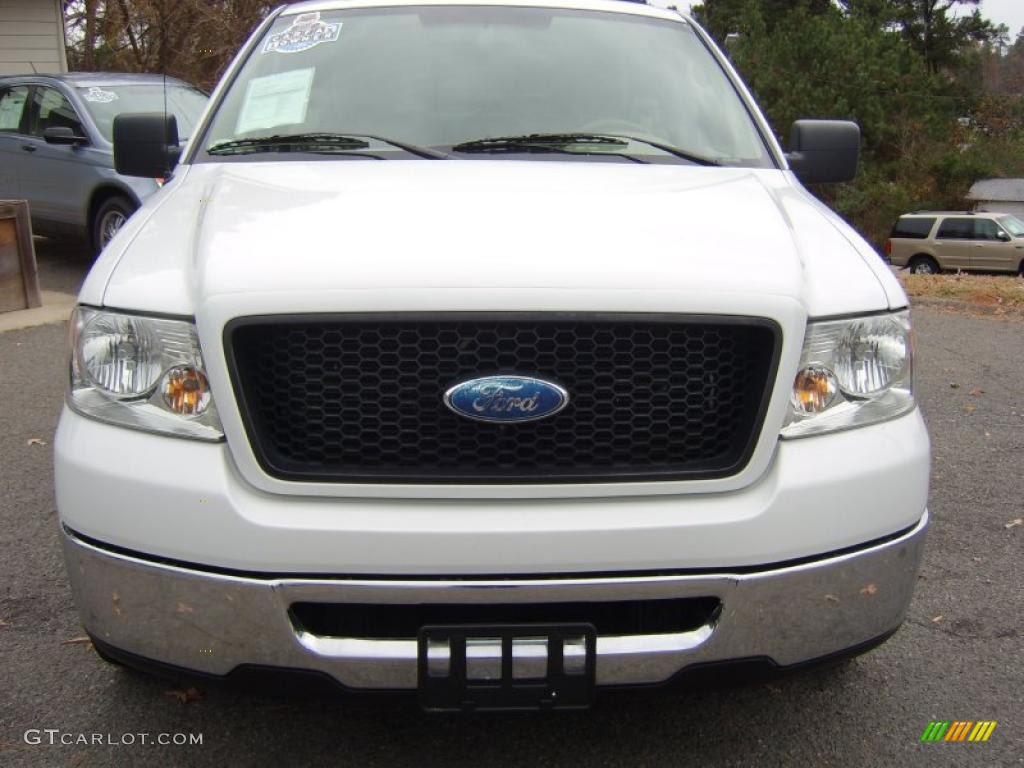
[
  {"left": 68, "top": 307, "right": 223, "bottom": 440},
  {"left": 781, "top": 310, "right": 914, "bottom": 438}
]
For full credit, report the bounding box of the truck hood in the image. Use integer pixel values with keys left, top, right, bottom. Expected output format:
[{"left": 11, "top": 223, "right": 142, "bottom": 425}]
[{"left": 90, "top": 160, "right": 901, "bottom": 317}]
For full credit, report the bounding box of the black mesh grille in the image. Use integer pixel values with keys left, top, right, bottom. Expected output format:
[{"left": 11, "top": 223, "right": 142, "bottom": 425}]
[{"left": 226, "top": 314, "right": 779, "bottom": 483}]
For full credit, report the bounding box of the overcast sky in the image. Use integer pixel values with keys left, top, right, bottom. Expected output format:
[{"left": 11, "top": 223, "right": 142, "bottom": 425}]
[{"left": 980, "top": 0, "right": 1024, "bottom": 38}]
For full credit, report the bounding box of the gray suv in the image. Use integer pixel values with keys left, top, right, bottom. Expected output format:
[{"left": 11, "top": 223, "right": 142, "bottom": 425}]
[{"left": 0, "top": 73, "right": 207, "bottom": 252}]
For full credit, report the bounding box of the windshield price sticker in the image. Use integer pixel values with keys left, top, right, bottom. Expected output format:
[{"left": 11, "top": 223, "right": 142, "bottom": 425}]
[
  {"left": 235, "top": 67, "right": 316, "bottom": 135},
  {"left": 82, "top": 87, "right": 118, "bottom": 103},
  {"left": 263, "top": 13, "right": 342, "bottom": 54}
]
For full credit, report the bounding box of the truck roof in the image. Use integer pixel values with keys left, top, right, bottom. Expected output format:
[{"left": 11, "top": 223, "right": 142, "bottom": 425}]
[
  {"left": 280, "top": 0, "right": 689, "bottom": 23},
  {"left": 0, "top": 72, "right": 192, "bottom": 88}
]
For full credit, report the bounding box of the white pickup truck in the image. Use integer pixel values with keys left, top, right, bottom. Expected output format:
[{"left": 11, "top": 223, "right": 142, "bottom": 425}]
[{"left": 56, "top": 0, "right": 929, "bottom": 710}]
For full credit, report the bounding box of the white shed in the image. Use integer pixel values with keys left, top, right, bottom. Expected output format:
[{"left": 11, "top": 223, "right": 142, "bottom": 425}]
[
  {"left": 0, "top": 0, "right": 67, "bottom": 76},
  {"left": 966, "top": 179, "right": 1024, "bottom": 220}
]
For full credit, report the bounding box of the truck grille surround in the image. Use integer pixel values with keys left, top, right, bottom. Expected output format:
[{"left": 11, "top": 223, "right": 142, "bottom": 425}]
[{"left": 225, "top": 314, "right": 780, "bottom": 483}]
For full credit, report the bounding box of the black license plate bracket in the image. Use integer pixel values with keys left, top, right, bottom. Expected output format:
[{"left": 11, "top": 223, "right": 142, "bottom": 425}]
[{"left": 417, "top": 624, "right": 596, "bottom": 712}]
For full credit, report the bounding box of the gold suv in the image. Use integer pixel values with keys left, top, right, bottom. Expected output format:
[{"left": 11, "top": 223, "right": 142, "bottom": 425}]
[{"left": 887, "top": 211, "right": 1024, "bottom": 274}]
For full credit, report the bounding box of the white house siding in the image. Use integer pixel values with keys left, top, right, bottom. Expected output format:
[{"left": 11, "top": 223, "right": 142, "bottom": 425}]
[
  {"left": 974, "top": 201, "right": 1024, "bottom": 219},
  {"left": 967, "top": 179, "right": 1024, "bottom": 220},
  {"left": 0, "top": 0, "right": 67, "bottom": 76}
]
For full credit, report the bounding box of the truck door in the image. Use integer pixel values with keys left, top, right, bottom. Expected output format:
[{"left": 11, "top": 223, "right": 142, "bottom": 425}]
[
  {"left": 933, "top": 217, "right": 976, "bottom": 271},
  {"left": 20, "top": 85, "right": 93, "bottom": 237},
  {"left": 972, "top": 218, "right": 1018, "bottom": 272},
  {"left": 0, "top": 86, "right": 30, "bottom": 203}
]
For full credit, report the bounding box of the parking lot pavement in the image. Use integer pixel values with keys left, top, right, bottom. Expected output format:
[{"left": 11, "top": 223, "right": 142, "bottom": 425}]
[
  {"left": 0, "top": 240, "right": 89, "bottom": 333},
  {"left": 31, "top": 238, "right": 95, "bottom": 297},
  {"left": 0, "top": 248, "right": 1021, "bottom": 767}
]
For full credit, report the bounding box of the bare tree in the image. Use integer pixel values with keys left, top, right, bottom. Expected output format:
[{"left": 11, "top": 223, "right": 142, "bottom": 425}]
[{"left": 64, "top": 0, "right": 276, "bottom": 89}]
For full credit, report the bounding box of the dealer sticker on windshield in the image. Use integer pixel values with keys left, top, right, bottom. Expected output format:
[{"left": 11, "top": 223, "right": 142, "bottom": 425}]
[
  {"left": 263, "top": 12, "right": 342, "bottom": 54},
  {"left": 82, "top": 87, "right": 118, "bottom": 103},
  {"left": 235, "top": 67, "right": 315, "bottom": 135}
]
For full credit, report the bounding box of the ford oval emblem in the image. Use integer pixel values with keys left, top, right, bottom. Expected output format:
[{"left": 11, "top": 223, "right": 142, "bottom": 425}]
[{"left": 444, "top": 375, "right": 569, "bottom": 424}]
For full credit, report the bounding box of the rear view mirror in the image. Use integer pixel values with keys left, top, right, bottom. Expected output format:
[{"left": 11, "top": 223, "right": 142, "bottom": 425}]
[
  {"left": 113, "top": 113, "right": 180, "bottom": 177},
  {"left": 997, "top": 230, "right": 1011, "bottom": 242},
  {"left": 43, "top": 126, "right": 87, "bottom": 145},
  {"left": 786, "top": 120, "right": 860, "bottom": 184}
]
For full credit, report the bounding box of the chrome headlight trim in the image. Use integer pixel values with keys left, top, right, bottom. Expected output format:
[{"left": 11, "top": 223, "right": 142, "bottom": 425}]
[
  {"left": 781, "top": 310, "right": 915, "bottom": 439},
  {"left": 68, "top": 306, "right": 224, "bottom": 441}
]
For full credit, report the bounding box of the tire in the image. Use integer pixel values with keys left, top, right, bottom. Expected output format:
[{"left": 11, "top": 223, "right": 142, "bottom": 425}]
[
  {"left": 91, "top": 637, "right": 126, "bottom": 668},
  {"left": 92, "top": 195, "right": 136, "bottom": 254},
  {"left": 908, "top": 255, "right": 940, "bottom": 275}
]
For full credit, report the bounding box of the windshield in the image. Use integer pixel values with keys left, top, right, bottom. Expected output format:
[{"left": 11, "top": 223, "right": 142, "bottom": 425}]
[
  {"left": 79, "top": 84, "right": 208, "bottom": 141},
  {"left": 998, "top": 215, "right": 1024, "bottom": 237},
  {"left": 198, "top": 6, "right": 772, "bottom": 165}
]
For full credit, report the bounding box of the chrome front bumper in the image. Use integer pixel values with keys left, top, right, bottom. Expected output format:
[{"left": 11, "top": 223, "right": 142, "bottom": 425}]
[{"left": 62, "top": 513, "right": 928, "bottom": 690}]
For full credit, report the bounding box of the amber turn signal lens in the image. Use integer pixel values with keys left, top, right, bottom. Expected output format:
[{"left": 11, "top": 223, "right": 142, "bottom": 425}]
[
  {"left": 792, "top": 366, "right": 837, "bottom": 414},
  {"left": 161, "top": 366, "right": 211, "bottom": 416}
]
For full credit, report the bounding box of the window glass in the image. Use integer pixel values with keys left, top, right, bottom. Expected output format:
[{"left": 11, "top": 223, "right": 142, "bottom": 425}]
[
  {"left": 30, "top": 87, "right": 85, "bottom": 137},
  {"left": 200, "top": 6, "right": 773, "bottom": 166},
  {"left": 890, "top": 217, "right": 935, "bottom": 239},
  {"left": 936, "top": 218, "right": 974, "bottom": 240},
  {"left": 0, "top": 86, "right": 29, "bottom": 132},
  {"left": 78, "top": 85, "right": 208, "bottom": 141},
  {"left": 998, "top": 216, "right": 1024, "bottom": 237},
  {"left": 973, "top": 219, "right": 1001, "bottom": 240}
]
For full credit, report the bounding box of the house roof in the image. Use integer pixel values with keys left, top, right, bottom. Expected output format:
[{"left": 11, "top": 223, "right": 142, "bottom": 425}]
[{"left": 966, "top": 179, "right": 1024, "bottom": 202}]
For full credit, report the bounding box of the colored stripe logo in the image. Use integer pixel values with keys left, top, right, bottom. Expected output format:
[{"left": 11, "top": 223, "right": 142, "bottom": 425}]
[{"left": 921, "top": 721, "right": 997, "bottom": 742}]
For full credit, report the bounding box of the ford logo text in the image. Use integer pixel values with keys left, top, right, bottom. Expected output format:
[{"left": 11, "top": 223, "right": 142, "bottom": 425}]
[{"left": 443, "top": 375, "right": 569, "bottom": 423}]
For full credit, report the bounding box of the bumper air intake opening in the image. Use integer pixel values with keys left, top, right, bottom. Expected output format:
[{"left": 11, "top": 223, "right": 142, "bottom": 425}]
[{"left": 289, "top": 597, "right": 723, "bottom": 640}]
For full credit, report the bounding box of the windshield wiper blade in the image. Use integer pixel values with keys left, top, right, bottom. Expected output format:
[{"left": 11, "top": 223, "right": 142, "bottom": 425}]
[
  {"left": 449, "top": 133, "right": 647, "bottom": 163},
  {"left": 597, "top": 134, "right": 722, "bottom": 166},
  {"left": 207, "top": 133, "right": 370, "bottom": 155},
  {"left": 451, "top": 132, "right": 718, "bottom": 165},
  {"left": 452, "top": 133, "right": 629, "bottom": 152},
  {"left": 339, "top": 133, "right": 448, "bottom": 159},
  {"left": 207, "top": 132, "right": 445, "bottom": 159}
]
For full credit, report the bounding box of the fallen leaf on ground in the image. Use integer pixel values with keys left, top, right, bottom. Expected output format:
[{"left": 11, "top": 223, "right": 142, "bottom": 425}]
[
  {"left": 931, "top": 615, "right": 944, "bottom": 623},
  {"left": 824, "top": 594, "right": 840, "bottom": 603},
  {"left": 26, "top": 438, "right": 47, "bottom": 446},
  {"left": 0, "top": 619, "right": 9, "bottom": 629},
  {"left": 164, "top": 687, "right": 204, "bottom": 704},
  {"left": 968, "top": 388, "right": 985, "bottom": 396},
  {"left": 860, "top": 583, "right": 878, "bottom": 596},
  {"left": 963, "top": 404, "right": 976, "bottom": 414},
  {"left": 1005, "top": 518, "right": 1023, "bottom": 529},
  {"left": 949, "top": 382, "right": 960, "bottom": 389},
  {"left": 61, "top": 636, "right": 93, "bottom": 647}
]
